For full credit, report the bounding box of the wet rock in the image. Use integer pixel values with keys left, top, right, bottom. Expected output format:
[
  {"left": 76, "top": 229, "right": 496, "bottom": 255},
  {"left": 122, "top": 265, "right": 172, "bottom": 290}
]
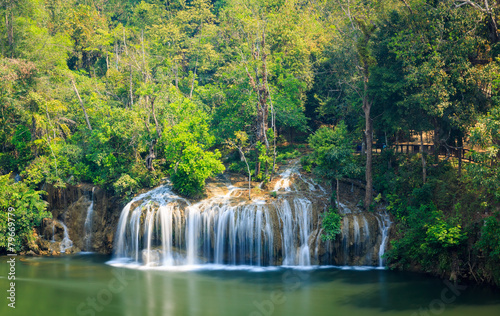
[{"left": 39, "top": 183, "right": 124, "bottom": 254}]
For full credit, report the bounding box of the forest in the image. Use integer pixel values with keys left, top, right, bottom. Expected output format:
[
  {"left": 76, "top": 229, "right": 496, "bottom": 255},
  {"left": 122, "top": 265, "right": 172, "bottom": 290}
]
[{"left": 1, "top": 0, "right": 500, "bottom": 286}]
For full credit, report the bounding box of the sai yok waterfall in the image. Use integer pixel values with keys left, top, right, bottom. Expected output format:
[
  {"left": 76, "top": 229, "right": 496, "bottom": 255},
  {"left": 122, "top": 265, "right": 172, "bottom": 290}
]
[{"left": 110, "top": 163, "right": 392, "bottom": 269}]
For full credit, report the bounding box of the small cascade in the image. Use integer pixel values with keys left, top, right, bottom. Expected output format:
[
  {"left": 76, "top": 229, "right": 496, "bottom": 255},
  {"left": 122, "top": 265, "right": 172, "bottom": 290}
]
[
  {"left": 273, "top": 159, "right": 326, "bottom": 194},
  {"left": 277, "top": 199, "right": 295, "bottom": 265},
  {"left": 59, "top": 221, "right": 73, "bottom": 253},
  {"left": 362, "top": 215, "right": 372, "bottom": 263},
  {"left": 341, "top": 216, "right": 349, "bottom": 265},
  {"left": 377, "top": 212, "right": 392, "bottom": 267},
  {"left": 325, "top": 210, "right": 392, "bottom": 266},
  {"left": 83, "top": 187, "right": 95, "bottom": 251},
  {"left": 353, "top": 215, "right": 361, "bottom": 258},
  {"left": 51, "top": 223, "right": 55, "bottom": 242},
  {"left": 273, "top": 167, "right": 296, "bottom": 192},
  {"left": 295, "top": 198, "right": 312, "bottom": 266}
]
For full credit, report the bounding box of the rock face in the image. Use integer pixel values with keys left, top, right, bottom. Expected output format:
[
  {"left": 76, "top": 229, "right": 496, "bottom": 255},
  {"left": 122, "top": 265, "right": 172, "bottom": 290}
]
[{"left": 37, "top": 183, "right": 123, "bottom": 254}]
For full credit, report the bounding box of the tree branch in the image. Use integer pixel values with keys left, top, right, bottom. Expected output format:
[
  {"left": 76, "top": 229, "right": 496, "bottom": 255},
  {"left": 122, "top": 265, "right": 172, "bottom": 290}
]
[{"left": 70, "top": 79, "right": 92, "bottom": 131}]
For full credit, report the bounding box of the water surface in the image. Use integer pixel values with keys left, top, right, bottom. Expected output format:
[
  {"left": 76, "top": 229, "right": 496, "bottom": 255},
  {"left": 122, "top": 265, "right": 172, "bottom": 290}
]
[{"left": 1, "top": 254, "right": 499, "bottom": 316}]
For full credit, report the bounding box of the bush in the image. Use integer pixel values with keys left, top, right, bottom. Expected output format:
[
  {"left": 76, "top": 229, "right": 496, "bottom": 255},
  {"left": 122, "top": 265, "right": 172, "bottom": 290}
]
[
  {"left": 113, "top": 174, "right": 139, "bottom": 196},
  {"left": 477, "top": 214, "right": 500, "bottom": 285},
  {"left": 321, "top": 208, "right": 343, "bottom": 241},
  {"left": 300, "top": 155, "right": 313, "bottom": 173},
  {"left": 170, "top": 145, "right": 225, "bottom": 198},
  {"left": 0, "top": 174, "right": 51, "bottom": 253},
  {"left": 386, "top": 202, "right": 466, "bottom": 271},
  {"left": 478, "top": 214, "right": 500, "bottom": 260}
]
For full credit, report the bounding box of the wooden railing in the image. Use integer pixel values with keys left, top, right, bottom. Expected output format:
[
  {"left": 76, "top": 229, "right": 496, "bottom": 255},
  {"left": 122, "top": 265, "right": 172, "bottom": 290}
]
[{"left": 356, "top": 143, "right": 480, "bottom": 163}]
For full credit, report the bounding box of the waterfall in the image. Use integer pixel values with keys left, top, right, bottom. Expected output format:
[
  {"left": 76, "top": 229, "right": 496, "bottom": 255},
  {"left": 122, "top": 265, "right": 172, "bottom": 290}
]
[
  {"left": 353, "top": 215, "right": 361, "bottom": 258},
  {"left": 295, "top": 198, "right": 312, "bottom": 266},
  {"left": 362, "top": 215, "right": 372, "bottom": 263},
  {"left": 277, "top": 199, "right": 295, "bottom": 265},
  {"left": 110, "top": 165, "right": 392, "bottom": 269},
  {"left": 186, "top": 206, "right": 201, "bottom": 265},
  {"left": 83, "top": 187, "right": 95, "bottom": 251},
  {"left": 331, "top": 211, "right": 393, "bottom": 267},
  {"left": 112, "top": 185, "right": 316, "bottom": 267},
  {"left": 51, "top": 222, "right": 55, "bottom": 242},
  {"left": 377, "top": 212, "right": 392, "bottom": 267},
  {"left": 341, "top": 216, "right": 349, "bottom": 265},
  {"left": 59, "top": 221, "right": 73, "bottom": 253}
]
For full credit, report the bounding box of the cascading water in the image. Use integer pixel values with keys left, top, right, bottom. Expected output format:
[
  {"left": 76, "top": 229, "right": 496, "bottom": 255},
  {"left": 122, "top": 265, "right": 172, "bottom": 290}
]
[
  {"left": 295, "top": 198, "right": 312, "bottom": 266},
  {"left": 110, "top": 163, "right": 392, "bottom": 269},
  {"left": 59, "top": 221, "right": 73, "bottom": 253},
  {"left": 51, "top": 223, "right": 55, "bottom": 242},
  {"left": 376, "top": 211, "right": 392, "bottom": 267},
  {"left": 83, "top": 187, "right": 95, "bottom": 251}
]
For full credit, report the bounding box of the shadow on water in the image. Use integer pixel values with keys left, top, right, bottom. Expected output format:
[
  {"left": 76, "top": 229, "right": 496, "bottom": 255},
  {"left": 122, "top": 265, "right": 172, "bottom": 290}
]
[
  {"left": 190, "top": 266, "right": 500, "bottom": 312},
  {"left": 337, "top": 270, "right": 500, "bottom": 313}
]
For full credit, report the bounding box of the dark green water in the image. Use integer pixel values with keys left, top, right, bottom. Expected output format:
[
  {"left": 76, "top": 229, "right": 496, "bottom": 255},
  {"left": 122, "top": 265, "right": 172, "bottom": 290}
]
[{"left": 1, "top": 254, "right": 499, "bottom": 316}]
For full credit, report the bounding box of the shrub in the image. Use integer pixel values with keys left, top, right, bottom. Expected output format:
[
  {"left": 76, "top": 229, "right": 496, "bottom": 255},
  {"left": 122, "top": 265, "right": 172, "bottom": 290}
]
[
  {"left": 300, "top": 155, "right": 313, "bottom": 173},
  {"left": 113, "top": 174, "right": 139, "bottom": 196},
  {"left": 321, "top": 208, "right": 343, "bottom": 241},
  {"left": 170, "top": 145, "right": 225, "bottom": 198},
  {"left": 0, "top": 174, "right": 51, "bottom": 253}
]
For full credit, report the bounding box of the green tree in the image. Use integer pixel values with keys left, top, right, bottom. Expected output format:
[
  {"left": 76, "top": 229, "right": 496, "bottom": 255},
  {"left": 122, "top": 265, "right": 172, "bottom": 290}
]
[
  {"left": 309, "top": 121, "right": 359, "bottom": 205},
  {"left": 161, "top": 98, "right": 225, "bottom": 197}
]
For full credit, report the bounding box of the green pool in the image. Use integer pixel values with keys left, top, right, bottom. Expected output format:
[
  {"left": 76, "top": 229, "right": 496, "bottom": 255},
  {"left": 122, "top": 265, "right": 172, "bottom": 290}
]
[{"left": 1, "top": 254, "right": 499, "bottom": 316}]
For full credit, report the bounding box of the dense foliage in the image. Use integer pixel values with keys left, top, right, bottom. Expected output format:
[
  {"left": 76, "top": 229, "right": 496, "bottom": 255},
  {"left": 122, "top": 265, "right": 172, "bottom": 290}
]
[
  {"left": 1, "top": 0, "right": 500, "bottom": 284},
  {"left": 0, "top": 174, "right": 50, "bottom": 252},
  {"left": 320, "top": 207, "right": 343, "bottom": 242}
]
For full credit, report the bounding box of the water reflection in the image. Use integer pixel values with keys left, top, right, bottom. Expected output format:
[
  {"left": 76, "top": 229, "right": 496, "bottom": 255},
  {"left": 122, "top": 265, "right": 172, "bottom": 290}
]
[{"left": 1, "top": 255, "right": 499, "bottom": 316}]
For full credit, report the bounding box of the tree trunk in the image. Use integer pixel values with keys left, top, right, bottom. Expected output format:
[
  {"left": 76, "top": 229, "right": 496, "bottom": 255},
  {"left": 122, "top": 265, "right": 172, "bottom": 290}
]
[
  {"left": 364, "top": 112, "right": 373, "bottom": 209},
  {"left": 336, "top": 178, "right": 340, "bottom": 209},
  {"left": 420, "top": 131, "right": 427, "bottom": 184},
  {"left": 363, "top": 80, "right": 373, "bottom": 209},
  {"left": 361, "top": 135, "right": 366, "bottom": 156},
  {"left": 433, "top": 119, "right": 440, "bottom": 162},
  {"left": 239, "top": 147, "right": 252, "bottom": 200},
  {"left": 331, "top": 180, "right": 336, "bottom": 206},
  {"left": 150, "top": 97, "right": 161, "bottom": 139},
  {"left": 255, "top": 156, "right": 261, "bottom": 179},
  {"left": 246, "top": 31, "right": 270, "bottom": 179},
  {"left": 71, "top": 79, "right": 92, "bottom": 131},
  {"left": 145, "top": 140, "right": 156, "bottom": 171},
  {"left": 189, "top": 59, "right": 197, "bottom": 99},
  {"left": 175, "top": 62, "right": 179, "bottom": 89},
  {"left": 114, "top": 43, "right": 119, "bottom": 70},
  {"left": 6, "top": 9, "right": 14, "bottom": 56},
  {"left": 129, "top": 64, "right": 133, "bottom": 107},
  {"left": 270, "top": 91, "right": 277, "bottom": 177},
  {"left": 458, "top": 136, "right": 463, "bottom": 177}
]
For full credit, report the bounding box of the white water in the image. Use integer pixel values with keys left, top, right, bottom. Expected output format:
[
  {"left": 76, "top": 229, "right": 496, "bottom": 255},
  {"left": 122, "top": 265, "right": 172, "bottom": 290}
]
[
  {"left": 377, "top": 211, "right": 392, "bottom": 267},
  {"left": 51, "top": 223, "right": 55, "bottom": 242},
  {"left": 273, "top": 167, "right": 296, "bottom": 192},
  {"left": 83, "top": 187, "right": 95, "bottom": 251},
  {"left": 59, "top": 221, "right": 73, "bottom": 253},
  {"left": 112, "top": 183, "right": 315, "bottom": 267}
]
